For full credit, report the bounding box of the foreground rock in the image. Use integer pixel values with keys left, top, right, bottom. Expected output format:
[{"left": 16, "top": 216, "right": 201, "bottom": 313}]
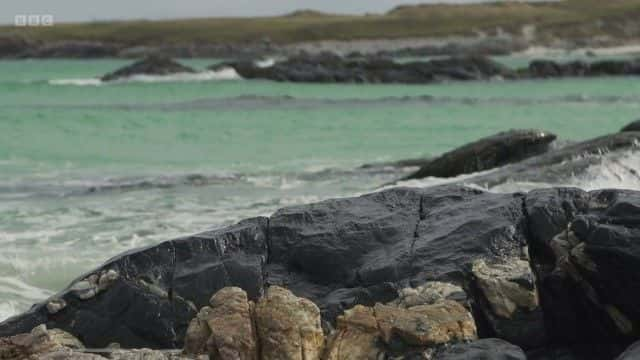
[
  {"left": 3, "top": 182, "right": 640, "bottom": 359},
  {"left": 255, "top": 286, "right": 325, "bottom": 360},
  {"left": 403, "top": 129, "right": 557, "bottom": 180},
  {"left": 216, "top": 53, "right": 514, "bottom": 83},
  {"left": 101, "top": 55, "right": 196, "bottom": 81}
]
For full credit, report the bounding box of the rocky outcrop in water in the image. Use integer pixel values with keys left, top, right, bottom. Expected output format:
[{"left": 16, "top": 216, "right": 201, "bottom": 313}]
[
  {"left": 621, "top": 119, "right": 640, "bottom": 132},
  {"left": 215, "top": 53, "right": 514, "bottom": 83},
  {"left": 403, "top": 129, "right": 557, "bottom": 180},
  {"left": 525, "top": 58, "right": 640, "bottom": 78},
  {"left": 215, "top": 54, "right": 640, "bottom": 84},
  {"left": 101, "top": 55, "right": 196, "bottom": 82}
]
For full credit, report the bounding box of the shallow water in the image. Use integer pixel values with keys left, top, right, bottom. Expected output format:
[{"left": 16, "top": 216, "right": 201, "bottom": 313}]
[{"left": 1, "top": 57, "right": 640, "bottom": 321}]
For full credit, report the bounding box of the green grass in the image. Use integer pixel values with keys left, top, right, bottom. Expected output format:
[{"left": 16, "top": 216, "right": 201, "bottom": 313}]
[{"left": 4, "top": 0, "right": 640, "bottom": 46}]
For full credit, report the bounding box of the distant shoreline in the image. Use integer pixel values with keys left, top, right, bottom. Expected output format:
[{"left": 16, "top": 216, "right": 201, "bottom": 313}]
[{"left": 2, "top": 0, "right": 640, "bottom": 59}]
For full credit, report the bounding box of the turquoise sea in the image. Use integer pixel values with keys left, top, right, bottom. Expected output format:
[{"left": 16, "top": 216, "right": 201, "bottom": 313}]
[{"left": 1, "top": 56, "right": 639, "bottom": 321}]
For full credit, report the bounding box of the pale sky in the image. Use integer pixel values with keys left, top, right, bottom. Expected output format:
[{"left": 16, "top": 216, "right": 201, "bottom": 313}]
[{"left": 2, "top": 0, "right": 544, "bottom": 23}]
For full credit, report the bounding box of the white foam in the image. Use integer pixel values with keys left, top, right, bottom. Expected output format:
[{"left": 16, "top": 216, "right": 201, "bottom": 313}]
[
  {"left": 255, "top": 58, "right": 276, "bottom": 68},
  {"left": 516, "top": 45, "right": 640, "bottom": 58},
  {"left": 49, "top": 68, "right": 242, "bottom": 86},
  {"left": 49, "top": 78, "right": 102, "bottom": 86}
]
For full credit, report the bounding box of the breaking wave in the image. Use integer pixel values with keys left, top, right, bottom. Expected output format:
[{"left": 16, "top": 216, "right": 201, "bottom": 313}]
[{"left": 48, "top": 68, "right": 241, "bottom": 86}]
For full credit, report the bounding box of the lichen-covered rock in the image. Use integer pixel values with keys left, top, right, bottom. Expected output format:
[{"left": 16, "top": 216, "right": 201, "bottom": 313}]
[
  {"left": 0, "top": 325, "right": 83, "bottom": 360},
  {"left": 390, "top": 282, "right": 468, "bottom": 309},
  {"left": 324, "top": 305, "right": 383, "bottom": 360},
  {"left": 374, "top": 300, "right": 477, "bottom": 347},
  {"left": 206, "top": 287, "right": 258, "bottom": 360},
  {"left": 255, "top": 286, "right": 325, "bottom": 360},
  {"left": 471, "top": 258, "right": 545, "bottom": 349},
  {"left": 183, "top": 307, "right": 212, "bottom": 355}
]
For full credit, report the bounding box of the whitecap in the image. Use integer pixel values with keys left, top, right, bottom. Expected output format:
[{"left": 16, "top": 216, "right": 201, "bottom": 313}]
[{"left": 49, "top": 78, "right": 102, "bottom": 86}]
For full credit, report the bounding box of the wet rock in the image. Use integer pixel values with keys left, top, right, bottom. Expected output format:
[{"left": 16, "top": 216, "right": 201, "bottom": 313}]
[
  {"left": 466, "top": 131, "right": 640, "bottom": 189},
  {"left": 434, "top": 338, "right": 526, "bottom": 360},
  {"left": 526, "top": 59, "right": 640, "bottom": 78},
  {"left": 620, "top": 119, "right": 640, "bottom": 132},
  {"left": 471, "top": 259, "right": 545, "bottom": 349},
  {"left": 0, "top": 217, "right": 268, "bottom": 348},
  {"left": 101, "top": 55, "right": 196, "bottom": 81},
  {"left": 46, "top": 299, "right": 66, "bottom": 315},
  {"left": 219, "top": 54, "right": 513, "bottom": 84},
  {"left": 404, "top": 129, "right": 556, "bottom": 180},
  {"left": 255, "top": 286, "right": 325, "bottom": 360}
]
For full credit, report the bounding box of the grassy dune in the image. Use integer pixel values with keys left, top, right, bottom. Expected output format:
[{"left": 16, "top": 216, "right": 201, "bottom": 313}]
[{"left": 4, "top": 0, "right": 640, "bottom": 45}]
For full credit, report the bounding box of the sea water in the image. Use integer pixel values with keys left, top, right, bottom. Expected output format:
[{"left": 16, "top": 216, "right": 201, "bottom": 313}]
[{"left": 1, "top": 57, "right": 639, "bottom": 321}]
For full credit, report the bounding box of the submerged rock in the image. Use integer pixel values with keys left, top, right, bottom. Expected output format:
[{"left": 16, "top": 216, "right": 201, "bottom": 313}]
[
  {"left": 620, "top": 119, "right": 640, "bottom": 132},
  {"left": 404, "top": 129, "right": 557, "bottom": 180},
  {"left": 101, "top": 55, "right": 196, "bottom": 81}
]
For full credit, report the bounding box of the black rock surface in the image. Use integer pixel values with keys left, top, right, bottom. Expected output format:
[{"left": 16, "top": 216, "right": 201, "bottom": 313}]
[
  {"left": 621, "top": 119, "right": 640, "bottom": 132},
  {"left": 403, "top": 129, "right": 557, "bottom": 180},
  {"left": 101, "top": 55, "right": 196, "bottom": 82},
  {"left": 435, "top": 338, "right": 527, "bottom": 360}
]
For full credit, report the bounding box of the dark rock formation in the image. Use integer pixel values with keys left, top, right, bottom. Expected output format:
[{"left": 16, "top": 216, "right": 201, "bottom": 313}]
[
  {"left": 2, "top": 182, "right": 640, "bottom": 359},
  {"left": 434, "top": 338, "right": 527, "bottom": 360},
  {"left": 621, "top": 120, "right": 640, "bottom": 132},
  {"left": 101, "top": 55, "right": 196, "bottom": 82},
  {"left": 215, "top": 53, "right": 514, "bottom": 84},
  {"left": 465, "top": 131, "right": 640, "bottom": 188},
  {"left": 525, "top": 58, "right": 640, "bottom": 78},
  {"left": 404, "top": 129, "right": 557, "bottom": 180}
]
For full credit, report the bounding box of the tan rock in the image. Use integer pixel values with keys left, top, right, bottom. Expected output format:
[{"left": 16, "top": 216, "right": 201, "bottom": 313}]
[
  {"left": 0, "top": 325, "right": 84, "bottom": 360},
  {"left": 373, "top": 301, "right": 477, "bottom": 347},
  {"left": 183, "top": 306, "right": 213, "bottom": 355},
  {"left": 255, "top": 286, "right": 325, "bottom": 360},
  {"left": 472, "top": 259, "right": 539, "bottom": 319},
  {"left": 325, "top": 305, "right": 384, "bottom": 360},
  {"left": 390, "top": 282, "right": 466, "bottom": 308},
  {"left": 206, "top": 287, "right": 258, "bottom": 360}
]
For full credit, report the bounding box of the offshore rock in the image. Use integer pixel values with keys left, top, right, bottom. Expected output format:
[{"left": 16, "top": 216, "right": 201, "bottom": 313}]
[
  {"left": 218, "top": 54, "right": 514, "bottom": 84},
  {"left": 101, "top": 55, "right": 196, "bottom": 81},
  {"left": 404, "top": 129, "right": 557, "bottom": 180},
  {"left": 620, "top": 119, "right": 640, "bottom": 132},
  {"left": 255, "top": 286, "right": 325, "bottom": 360}
]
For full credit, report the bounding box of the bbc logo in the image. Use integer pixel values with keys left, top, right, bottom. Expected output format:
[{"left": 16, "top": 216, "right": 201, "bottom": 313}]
[{"left": 14, "top": 14, "right": 54, "bottom": 27}]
